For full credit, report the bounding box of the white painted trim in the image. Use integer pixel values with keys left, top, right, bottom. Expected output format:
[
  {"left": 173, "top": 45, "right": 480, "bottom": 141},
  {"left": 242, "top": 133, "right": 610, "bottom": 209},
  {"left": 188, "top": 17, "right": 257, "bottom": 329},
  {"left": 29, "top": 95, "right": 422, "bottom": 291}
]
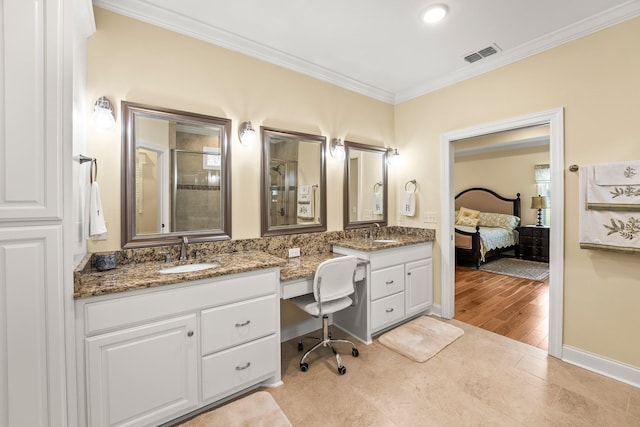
[
  {"left": 440, "top": 108, "right": 564, "bottom": 359},
  {"left": 454, "top": 135, "right": 549, "bottom": 158},
  {"left": 92, "top": 0, "right": 395, "bottom": 104},
  {"left": 563, "top": 345, "right": 640, "bottom": 388},
  {"left": 93, "top": 1, "right": 640, "bottom": 105}
]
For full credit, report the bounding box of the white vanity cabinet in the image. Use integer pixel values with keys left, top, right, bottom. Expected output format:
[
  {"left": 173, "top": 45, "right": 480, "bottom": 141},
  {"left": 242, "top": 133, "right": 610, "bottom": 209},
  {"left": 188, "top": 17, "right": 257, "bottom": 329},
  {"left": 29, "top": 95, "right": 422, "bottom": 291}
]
[
  {"left": 333, "top": 242, "right": 433, "bottom": 341},
  {"left": 75, "top": 268, "right": 281, "bottom": 427}
]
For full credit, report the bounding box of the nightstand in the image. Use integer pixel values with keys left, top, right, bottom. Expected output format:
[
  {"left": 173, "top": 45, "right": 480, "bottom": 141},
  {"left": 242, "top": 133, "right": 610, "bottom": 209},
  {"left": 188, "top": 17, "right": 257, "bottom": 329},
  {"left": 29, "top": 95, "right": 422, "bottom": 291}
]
[{"left": 518, "top": 225, "right": 550, "bottom": 263}]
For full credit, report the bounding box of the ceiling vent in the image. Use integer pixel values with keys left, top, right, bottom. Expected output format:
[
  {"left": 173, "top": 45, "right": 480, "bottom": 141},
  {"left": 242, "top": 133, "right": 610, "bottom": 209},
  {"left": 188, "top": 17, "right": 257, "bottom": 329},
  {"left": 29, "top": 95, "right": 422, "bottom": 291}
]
[{"left": 463, "top": 43, "right": 501, "bottom": 64}]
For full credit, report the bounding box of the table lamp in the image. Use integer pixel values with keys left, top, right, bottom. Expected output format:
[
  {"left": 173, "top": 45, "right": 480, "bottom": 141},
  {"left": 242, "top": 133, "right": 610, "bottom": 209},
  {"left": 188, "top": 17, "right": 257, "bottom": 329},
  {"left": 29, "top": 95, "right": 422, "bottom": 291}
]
[{"left": 531, "top": 195, "right": 549, "bottom": 226}]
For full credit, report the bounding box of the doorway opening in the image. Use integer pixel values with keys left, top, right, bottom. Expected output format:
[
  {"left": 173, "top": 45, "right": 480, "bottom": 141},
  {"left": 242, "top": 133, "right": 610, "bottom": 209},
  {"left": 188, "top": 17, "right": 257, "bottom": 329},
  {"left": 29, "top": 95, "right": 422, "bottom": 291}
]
[{"left": 439, "top": 109, "right": 565, "bottom": 358}]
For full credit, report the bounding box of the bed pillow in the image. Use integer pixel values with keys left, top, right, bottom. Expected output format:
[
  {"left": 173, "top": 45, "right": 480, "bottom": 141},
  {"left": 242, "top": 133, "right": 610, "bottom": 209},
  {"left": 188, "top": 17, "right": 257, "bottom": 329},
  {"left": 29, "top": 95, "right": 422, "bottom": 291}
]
[
  {"left": 455, "top": 207, "right": 480, "bottom": 227},
  {"left": 477, "top": 212, "right": 520, "bottom": 230}
]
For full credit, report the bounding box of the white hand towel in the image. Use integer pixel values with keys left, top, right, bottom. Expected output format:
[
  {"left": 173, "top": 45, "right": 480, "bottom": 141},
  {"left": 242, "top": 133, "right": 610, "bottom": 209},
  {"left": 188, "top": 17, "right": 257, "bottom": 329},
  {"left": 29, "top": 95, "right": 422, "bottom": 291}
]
[
  {"left": 372, "top": 191, "right": 383, "bottom": 215},
  {"left": 400, "top": 191, "right": 415, "bottom": 217},
  {"left": 89, "top": 181, "right": 107, "bottom": 240},
  {"left": 587, "top": 162, "right": 640, "bottom": 210},
  {"left": 297, "top": 185, "right": 315, "bottom": 220},
  {"left": 594, "top": 161, "right": 640, "bottom": 185}
]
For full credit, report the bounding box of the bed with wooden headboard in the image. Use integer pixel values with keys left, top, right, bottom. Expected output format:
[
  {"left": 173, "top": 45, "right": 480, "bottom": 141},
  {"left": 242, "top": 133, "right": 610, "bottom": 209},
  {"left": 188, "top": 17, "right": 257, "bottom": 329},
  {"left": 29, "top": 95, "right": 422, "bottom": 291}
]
[{"left": 454, "top": 188, "right": 521, "bottom": 268}]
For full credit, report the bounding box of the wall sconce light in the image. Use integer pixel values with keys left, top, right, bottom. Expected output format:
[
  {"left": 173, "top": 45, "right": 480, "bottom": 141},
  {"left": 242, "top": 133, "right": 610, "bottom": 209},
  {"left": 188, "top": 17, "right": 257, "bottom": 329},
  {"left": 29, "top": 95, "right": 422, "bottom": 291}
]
[
  {"left": 387, "top": 148, "right": 400, "bottom": 164},
  {"left": 530, "top": 195, "right": 549, "bottom": 226},
  {"left": 330, "top": 138, "right": 345, "bottom": 160},
  {"left": 238, "top": 121, "right": 257, "bottom": 148},
  {"left": 93, "top": 96, "right": 116, "bottom": 130}
]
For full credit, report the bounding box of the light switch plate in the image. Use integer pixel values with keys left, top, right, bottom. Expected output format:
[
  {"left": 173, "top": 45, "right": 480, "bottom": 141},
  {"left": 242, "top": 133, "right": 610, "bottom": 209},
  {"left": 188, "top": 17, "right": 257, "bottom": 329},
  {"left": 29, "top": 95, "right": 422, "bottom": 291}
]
[
  {"left": 424, "top": 211, "right": 437, "bottom": 223},
  {"left": 288, "top": 247, "right": 301, "bottom": 258}
]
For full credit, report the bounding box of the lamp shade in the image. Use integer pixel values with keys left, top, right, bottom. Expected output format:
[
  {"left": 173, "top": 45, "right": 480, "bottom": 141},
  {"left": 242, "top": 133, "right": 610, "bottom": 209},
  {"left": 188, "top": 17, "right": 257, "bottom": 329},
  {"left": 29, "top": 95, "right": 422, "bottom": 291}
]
[{"left": 530, "top": 196, "right": 549, "bottom": 209}]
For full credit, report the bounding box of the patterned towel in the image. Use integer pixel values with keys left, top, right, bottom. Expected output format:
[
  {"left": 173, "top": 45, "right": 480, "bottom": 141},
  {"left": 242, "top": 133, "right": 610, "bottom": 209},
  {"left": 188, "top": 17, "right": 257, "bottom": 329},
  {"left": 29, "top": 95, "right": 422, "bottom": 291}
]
[{"left": 579, "top": 166, "right": 640, "bottom": 252}]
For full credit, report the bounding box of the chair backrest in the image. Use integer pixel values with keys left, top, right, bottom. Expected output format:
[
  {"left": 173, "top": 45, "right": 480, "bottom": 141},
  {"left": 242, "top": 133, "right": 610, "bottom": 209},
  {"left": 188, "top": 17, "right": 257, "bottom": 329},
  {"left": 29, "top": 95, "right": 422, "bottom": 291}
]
[{"left": 313, "top": 255, "right": 359, "bottom": 303}]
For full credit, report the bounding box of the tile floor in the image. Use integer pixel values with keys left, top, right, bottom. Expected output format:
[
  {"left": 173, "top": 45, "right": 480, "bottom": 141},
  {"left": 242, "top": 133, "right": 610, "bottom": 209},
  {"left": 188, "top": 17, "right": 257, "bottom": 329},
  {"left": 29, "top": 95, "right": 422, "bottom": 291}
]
[{"left": 264, "top": 318, "right": 640, "bottom": 426}]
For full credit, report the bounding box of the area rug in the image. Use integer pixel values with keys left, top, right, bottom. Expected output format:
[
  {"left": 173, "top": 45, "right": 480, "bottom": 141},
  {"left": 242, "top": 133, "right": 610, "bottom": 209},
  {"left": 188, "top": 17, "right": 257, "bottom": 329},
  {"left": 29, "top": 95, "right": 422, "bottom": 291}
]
[
  {"left": 177, "top": 391, "right": 292, "bottom": 427},
  {"left": 479, "top": 258, "right": 549, "bottom": 281},
  {"left": 378, "top": 316, "right": 464, "bottom": 363}
]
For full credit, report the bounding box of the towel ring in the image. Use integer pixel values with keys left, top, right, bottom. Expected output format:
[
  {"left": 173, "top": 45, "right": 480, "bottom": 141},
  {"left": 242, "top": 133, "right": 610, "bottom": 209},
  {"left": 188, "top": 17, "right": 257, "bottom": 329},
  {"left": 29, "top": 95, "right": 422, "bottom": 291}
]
[
  {"left": 90, "top": 159, "right": 98, "bottom": 183},
  {"left": 405, "top": 179, "right": 417, "bottom": 192},
  {"left": 373, "top": 181, "right": 383, "bottom": 191}
]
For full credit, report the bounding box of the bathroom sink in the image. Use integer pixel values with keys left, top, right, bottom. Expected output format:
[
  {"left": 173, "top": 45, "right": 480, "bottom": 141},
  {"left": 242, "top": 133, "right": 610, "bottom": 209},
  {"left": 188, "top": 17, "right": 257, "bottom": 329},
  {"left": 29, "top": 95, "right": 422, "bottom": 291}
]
[
  {"left": 158, "top": 262, "right": 219, "bottom": 274},
  {"left": 373, "top": 239, "right": 399, "bottom": 243}
]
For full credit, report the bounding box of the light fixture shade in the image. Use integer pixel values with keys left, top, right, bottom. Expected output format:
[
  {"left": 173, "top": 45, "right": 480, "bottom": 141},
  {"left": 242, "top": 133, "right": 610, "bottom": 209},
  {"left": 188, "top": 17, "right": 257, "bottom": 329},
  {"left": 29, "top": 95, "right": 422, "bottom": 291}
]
[
  {"left": 330, "top": 138, "right": 345, "bottom": 160},
  {"left": 387, "top": 148, "right": 399, "bottom": 165},
  {"left": 530, "top": 196, "right": 549, "bottom": 209},
  {"left": 238, "top": 121, "right": 257, "bottom": 147},
  {"left": 93, "top": 96, "right": 116, "bottom": 130}
]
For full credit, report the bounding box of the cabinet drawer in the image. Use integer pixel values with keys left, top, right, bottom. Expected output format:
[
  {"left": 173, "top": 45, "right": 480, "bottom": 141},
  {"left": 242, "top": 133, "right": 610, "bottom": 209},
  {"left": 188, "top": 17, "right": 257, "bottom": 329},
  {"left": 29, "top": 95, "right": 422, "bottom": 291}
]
[
  {"left": 371, "top": 265, "right": 404, "bottom": 300},
  {"left": 201, "top": 295, "right": 277, "bottom": 355},
  {"left": 202, "top": 335, "right": 277, "bottom": 402},
  {"left": 371, "top": 292, "right": 405, "bottom": 331}
]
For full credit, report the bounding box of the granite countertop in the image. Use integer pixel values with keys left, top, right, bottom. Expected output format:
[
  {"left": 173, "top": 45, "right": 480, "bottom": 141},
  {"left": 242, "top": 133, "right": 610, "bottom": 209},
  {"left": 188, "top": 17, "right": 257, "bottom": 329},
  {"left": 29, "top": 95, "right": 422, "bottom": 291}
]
[
  {"left": 74, "top": 250, "right": 285, "bottom": 299},
  {"left": 279, "top": 252, "right": 343, "bottom": 282},
  {"left": 75, "top": 234, "right": 434, "bottom": 299},
  {"left": 330, "top": 233, "right": 433, "bottom": 252}
]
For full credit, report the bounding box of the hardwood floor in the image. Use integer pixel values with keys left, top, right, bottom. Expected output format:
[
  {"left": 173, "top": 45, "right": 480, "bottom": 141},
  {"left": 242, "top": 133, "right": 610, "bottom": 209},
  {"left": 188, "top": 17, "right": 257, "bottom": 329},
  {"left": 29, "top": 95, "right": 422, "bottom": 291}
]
[{"left": 455, "top": 263, "right": 549, "bottom": 350}]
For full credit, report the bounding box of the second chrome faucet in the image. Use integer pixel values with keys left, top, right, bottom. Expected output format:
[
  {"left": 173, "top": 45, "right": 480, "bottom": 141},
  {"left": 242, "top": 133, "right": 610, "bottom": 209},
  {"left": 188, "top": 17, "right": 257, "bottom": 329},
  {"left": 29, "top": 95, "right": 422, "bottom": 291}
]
[{"left": 180, "top": 236, "right": 189, "bottom": 261}]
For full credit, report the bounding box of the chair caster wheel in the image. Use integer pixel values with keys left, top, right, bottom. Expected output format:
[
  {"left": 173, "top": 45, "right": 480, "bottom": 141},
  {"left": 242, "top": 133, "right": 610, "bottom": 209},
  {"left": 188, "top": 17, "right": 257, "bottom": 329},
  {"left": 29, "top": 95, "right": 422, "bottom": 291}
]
[
  {"left": 297, "top": 342, "right": 303, "bottom": 351},
  {"left": 300, "top": 362, "right": 308, "bottom": 372},
  {"left": 352, "top": 348, "right": 359, "bottom": 357},
  {"left": 338, "top": 366, "right": 346, "bottom": 375}
]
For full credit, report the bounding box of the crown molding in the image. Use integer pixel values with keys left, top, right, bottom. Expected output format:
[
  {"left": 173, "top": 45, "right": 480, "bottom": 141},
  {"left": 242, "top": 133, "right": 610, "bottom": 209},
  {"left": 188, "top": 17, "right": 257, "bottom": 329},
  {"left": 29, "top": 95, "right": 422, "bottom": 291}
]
[
  {"left": 92, "top": 0, "right": 395, "bottom": 103},
  {"left": 94, "top": 0, "right": 640, "bottom": 105},
  {"left": 394, "top": 1, "right": 640, "bottom": 103}
]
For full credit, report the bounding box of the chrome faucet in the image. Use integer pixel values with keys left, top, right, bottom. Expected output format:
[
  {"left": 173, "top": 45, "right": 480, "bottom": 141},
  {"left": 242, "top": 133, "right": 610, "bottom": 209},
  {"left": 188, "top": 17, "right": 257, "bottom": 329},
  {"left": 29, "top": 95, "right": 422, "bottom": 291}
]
[
  {"left": 369, "top": 222, "right": 380, "bottom": 241},
  {"left": 180, "top": 236, "right": 189, "bottom": 261}
]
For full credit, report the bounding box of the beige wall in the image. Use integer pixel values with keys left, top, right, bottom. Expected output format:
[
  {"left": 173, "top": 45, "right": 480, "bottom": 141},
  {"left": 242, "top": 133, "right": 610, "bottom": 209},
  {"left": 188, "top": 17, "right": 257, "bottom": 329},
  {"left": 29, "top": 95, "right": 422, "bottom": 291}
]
[
  {"left": 86, "top": 7, "right": 393, "bottom": 251},
  {"left": 395, "top": 17, "right": 640, "bottom": 368},
  {"left": 454, "top": 145, "right": 550, "bottom": 226},
  {"left": 86, "top": 7, "right": 640, "bottom": 369}
]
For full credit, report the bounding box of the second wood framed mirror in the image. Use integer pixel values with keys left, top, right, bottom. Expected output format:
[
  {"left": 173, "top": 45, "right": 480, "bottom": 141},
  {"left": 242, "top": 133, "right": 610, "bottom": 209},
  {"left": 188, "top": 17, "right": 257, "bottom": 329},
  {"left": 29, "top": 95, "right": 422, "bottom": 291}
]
[
  {"left": 261, "top": 127, "right": 327, "bottom": 236},
  {"left": 344, "top": 141, "right": 388, "bottom": 229}
]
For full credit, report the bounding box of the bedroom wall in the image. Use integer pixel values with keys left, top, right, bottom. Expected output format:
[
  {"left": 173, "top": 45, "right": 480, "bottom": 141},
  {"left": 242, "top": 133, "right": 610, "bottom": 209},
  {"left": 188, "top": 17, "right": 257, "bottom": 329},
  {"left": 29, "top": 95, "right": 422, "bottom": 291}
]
[
  {"left": 454, "top": 145, "right": 550, "bottom": 226},
  {"left": 394, "top": 16, "right": 640, "bottom": 369}
]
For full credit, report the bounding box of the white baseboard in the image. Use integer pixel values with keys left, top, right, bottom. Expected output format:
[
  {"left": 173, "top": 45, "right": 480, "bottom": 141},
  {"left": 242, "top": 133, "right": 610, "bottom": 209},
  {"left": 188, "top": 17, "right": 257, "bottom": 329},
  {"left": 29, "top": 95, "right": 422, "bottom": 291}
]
[
  {"left": 429, "top": 304, "right": 442, "bottom": 317},
  {"left": 562, "top": 345, "right": 640, "bottom": 388}
]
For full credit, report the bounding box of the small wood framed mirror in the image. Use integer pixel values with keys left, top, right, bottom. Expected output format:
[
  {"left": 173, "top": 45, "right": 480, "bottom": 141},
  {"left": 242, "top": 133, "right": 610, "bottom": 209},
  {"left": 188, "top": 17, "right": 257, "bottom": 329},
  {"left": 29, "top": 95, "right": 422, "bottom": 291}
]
[{"left": 343, "top": 141, "right": 388, "bottom": 229}]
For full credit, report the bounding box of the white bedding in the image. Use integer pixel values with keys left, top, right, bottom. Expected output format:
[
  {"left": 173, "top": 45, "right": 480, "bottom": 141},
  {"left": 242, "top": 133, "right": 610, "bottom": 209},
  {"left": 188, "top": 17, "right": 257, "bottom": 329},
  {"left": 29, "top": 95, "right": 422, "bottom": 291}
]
[{"left": 455, "top": 225, "right": 519, "bottom": 261}]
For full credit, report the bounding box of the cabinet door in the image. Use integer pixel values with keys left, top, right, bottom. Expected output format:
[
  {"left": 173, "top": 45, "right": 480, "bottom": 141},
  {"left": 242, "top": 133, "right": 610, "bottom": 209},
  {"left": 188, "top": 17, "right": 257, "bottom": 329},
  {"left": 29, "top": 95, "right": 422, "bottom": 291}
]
[
  {"left": 0, "top": 226, "right": 66, "bottom": 427},
  {"left": 0, "top": 0, "right": 63, "bottom": 221},
  {"left": 86, "top": 315, "right": 198, "bottom": 427},
  {"left": 405, "top": 259, "right": 433, "bottom": 316}
]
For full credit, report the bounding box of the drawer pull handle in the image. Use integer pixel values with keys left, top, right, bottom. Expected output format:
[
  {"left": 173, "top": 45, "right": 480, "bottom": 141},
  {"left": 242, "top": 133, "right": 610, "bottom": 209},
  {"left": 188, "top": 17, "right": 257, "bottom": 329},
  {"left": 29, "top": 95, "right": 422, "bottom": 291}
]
[
  {"left": 386, "top": 308, "right": 394, "bottom": 313},
  {"left": 235, "top": 320, "right": 251, "bottom": 327},
  {"left": 187, "top": 331, "right": 194, "bottom": 337},
  {"left": 385, "top": 280, "right": 394, "bottom": 285},
  {"left": 236, "top": 362, "right": 251, "bottom": 371}
]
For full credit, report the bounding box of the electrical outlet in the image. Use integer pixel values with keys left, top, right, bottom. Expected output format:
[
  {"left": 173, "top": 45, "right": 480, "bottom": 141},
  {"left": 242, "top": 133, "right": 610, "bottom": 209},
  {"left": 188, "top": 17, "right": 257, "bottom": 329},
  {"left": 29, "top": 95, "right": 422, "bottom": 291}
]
[
  {"left": 424, "top": 211, "right": 437, "bottom": 223},
  {"left": 288, "top": 247, "right": 301, "bottom": 258}
]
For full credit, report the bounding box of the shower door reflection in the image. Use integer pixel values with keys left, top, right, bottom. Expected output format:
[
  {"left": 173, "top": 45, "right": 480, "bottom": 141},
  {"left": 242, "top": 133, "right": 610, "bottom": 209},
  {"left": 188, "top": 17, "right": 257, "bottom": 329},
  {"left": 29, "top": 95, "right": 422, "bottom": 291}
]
[{"left": 269, "top": 159, "right": 297, "bottom": 226}]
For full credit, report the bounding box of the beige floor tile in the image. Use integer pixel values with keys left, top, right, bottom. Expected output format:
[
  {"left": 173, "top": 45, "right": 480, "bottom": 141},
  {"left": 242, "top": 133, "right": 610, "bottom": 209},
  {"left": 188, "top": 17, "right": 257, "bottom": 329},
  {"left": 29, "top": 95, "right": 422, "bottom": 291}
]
[{"left": 181, "top": 318, "right": 636, "bottom": 426}]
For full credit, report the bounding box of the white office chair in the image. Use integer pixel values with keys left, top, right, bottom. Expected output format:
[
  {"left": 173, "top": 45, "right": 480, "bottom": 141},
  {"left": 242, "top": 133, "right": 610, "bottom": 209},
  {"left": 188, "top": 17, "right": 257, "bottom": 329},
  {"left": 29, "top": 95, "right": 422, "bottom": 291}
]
[{"left": 290, "top": 255, "right": 360, "bottom": 375}]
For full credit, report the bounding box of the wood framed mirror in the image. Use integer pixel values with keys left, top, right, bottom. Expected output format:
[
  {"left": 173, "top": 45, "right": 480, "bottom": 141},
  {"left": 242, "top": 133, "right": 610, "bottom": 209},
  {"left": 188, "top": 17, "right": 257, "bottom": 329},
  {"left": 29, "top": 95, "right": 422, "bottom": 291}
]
[
  {"left": 260, "top": 126, "right": 326, "bottom": 236},
  {"left": 343, "top": 141, "right": 388, "bottom": 229},
  {"left": 121, "top": 101, "right": 232, "bottom": 248}
]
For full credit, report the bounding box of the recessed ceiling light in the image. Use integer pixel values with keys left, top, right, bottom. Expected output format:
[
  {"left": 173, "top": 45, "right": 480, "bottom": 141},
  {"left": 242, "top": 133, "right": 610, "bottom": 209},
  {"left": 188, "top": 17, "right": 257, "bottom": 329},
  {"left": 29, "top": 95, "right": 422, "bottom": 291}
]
[{"left": 422, "top": 4, "right": 448, "bottom": 24}]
